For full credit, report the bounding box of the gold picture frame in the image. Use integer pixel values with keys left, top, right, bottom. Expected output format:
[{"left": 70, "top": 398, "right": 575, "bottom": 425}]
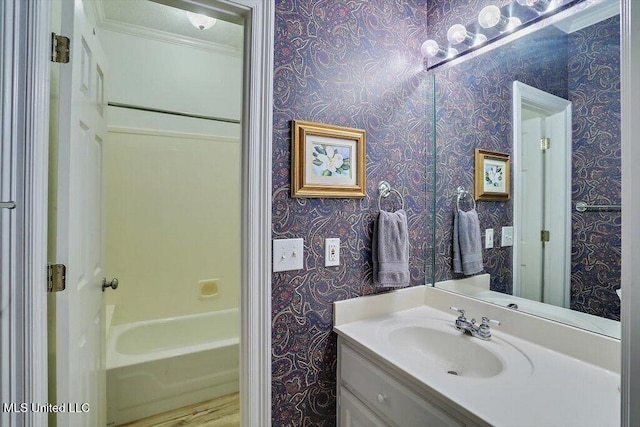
[
  {"left": 474, "top": 149, "right": 511, "bottom": 201},
  {"left": 291, "top": 120, "right": 366, "bottom": 198}
]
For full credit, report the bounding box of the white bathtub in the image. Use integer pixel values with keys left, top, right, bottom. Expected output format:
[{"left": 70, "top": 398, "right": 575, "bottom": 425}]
[{"left": 106, "top": 308, "right": 239, "bottom": 426}]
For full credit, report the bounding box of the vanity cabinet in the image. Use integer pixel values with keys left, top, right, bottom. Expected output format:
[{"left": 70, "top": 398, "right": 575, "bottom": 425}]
[
  {"left": 339, "top": 387, "right": 387, "bottom": 427},
  {"left": 337, "top": 338, "right": 484, "bottom": 427}
]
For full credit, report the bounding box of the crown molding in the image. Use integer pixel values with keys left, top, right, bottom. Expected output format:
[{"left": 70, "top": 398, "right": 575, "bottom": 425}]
[{"left": 91, "top": 0, "right": 242, "bottom": 57}]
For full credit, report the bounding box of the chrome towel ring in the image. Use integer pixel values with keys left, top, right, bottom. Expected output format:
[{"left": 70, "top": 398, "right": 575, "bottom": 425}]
[
  {"left": 456, "top": 186, "right": 476, "bottom": 211},
  {"left": 378, "top": 181, "right": 405, "bottom": 211}
]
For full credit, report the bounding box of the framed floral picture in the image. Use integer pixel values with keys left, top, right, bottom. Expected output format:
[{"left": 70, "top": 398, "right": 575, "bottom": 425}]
[
  {"left": 291, "top": 120, "right": 366, "bottom": 198},
  {"left": 474, "top": 149, "right": 511, "bottom": 201}
]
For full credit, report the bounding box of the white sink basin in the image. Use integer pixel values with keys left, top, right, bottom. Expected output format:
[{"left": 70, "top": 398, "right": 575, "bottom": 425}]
[
  {"left": 379, "top": 317, "right": 533, "bottom": 379},
  {"left": 387, "top": 325, "right": 503, "bottom": 378}
]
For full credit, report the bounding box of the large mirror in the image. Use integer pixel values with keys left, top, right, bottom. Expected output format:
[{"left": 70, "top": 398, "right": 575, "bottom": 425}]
[{"left": 431, "top": 0, "right": 621, "bottom": 338}]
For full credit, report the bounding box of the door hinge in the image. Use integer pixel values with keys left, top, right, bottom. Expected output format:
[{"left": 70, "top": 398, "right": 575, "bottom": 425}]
[
  {"left": 47, "top": 264, "right": 67, "bottom": 293},
  {"left": 541, "top": 230, "right": 550, "bottom": 242},
  {"left": 540, "top": 137, "right": 551, "bottom": 151},
  {"left": 51, "top": 33, "right": 70, "bottom": 64}
]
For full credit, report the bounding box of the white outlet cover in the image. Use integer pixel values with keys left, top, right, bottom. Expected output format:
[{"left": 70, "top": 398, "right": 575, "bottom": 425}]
[
  {"left": 501, "top": 226, "right": 514, "bottom": 247},
  {"left": 325, "top": 238, "right": 340, "bottom": 267},
  {"left": 273, "top": 238, "right": 304, "bottom": 272}
]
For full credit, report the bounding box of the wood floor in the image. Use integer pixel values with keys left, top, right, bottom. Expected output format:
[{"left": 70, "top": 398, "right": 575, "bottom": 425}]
[{"left": 119, "top": 393, "right": 240, "bottom": 427}]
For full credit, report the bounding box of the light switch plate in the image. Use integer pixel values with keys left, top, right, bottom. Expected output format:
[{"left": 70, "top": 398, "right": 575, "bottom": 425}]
[
  {"left": 501, "top": 226, "right": 514, "bottom": 247},
  {"left": 325, "top": 238, "right": 340, "bottom": 267},
  {"left": 485, "top": 228, "right": 494, "bottom": 249},
  {"left": 273, "top": 238, "right": 304, "bottom": 272}
]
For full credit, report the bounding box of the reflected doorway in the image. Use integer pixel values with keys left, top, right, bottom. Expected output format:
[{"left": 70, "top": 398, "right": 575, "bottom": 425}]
[{"left": 513, "top": 81, "right": 572, "bottom": 308}]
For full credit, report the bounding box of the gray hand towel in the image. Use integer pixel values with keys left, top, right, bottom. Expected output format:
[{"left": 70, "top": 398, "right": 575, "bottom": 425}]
[
  {"left": 373, "top": 209, "right": 410, "bottom": 287},
  {"left": 453, "top": 208, "right": 484, "bottom": 275}
]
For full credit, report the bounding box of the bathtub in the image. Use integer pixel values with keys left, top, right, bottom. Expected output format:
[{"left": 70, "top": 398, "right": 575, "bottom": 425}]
[{"left": 106, "top": 308, "right": 239, "bottom": 426}]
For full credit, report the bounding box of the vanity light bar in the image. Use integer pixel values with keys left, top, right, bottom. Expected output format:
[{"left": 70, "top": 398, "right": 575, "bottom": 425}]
[{"left": 422, "top": 1, "right": 526, "bottom": 61}]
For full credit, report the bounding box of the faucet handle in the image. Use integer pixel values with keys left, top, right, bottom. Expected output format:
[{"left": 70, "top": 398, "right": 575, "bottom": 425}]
[
  {"left": 481, "top": 317, "right": 500, "bottom": 327},
  {"left": 450, "top": 306, "right": 466, "bottom": 318},
  {"left": 476, "top": 317, "right": 500, "bottom": 340}
]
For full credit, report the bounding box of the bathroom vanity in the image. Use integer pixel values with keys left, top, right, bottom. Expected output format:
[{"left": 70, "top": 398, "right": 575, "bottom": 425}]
[
  {"left": 334, "top": 285, "right": 620, "bottom": 427},
  {"left": 338, "top": 334, "right": 485, "bottom": 426}
]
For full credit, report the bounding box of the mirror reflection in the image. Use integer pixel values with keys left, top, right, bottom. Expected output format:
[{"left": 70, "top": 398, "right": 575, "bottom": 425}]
[{"left": 432, "top": 0, "right": 621, "bottom": 338}]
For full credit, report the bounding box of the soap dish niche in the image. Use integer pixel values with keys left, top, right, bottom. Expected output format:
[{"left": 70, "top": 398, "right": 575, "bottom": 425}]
[{"left": 198, "top": 278, "right": 220, "bottom": 300}]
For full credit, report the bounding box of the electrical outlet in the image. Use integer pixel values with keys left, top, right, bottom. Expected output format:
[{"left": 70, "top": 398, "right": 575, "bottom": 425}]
[
  {"left": 485, "top": 228, "right": 494, "bottom": 249},
  {"left": 273, "top": 238, "right": 304, "bottom": 272},
  {"left": 325, "top": 238, "right": 340, "bottom": 267}
]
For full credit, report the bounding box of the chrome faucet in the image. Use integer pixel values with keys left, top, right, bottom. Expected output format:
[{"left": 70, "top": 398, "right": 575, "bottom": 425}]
[{"left": 450, "top": 307, "right": 500, "bottom": 341}]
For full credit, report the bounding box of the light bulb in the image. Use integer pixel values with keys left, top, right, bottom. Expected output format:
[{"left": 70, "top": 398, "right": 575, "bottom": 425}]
[
  {"left": 421, "top": 40, "right": 441, "bottom": 58},
  {"left": 516, "top": 0, "right": 552, "bottom": 13},
  {"left": 478, "top": 5, "right": 504, "bottom": 29},
  {"left": 447, "top": 24, "right": 487, "bottom": 46},
  {"left": 474, "top": 34, "right": 488, "bottom": 46},
  {"left": 478, "top": 6, "right": 521, "bottom": 33},
  {"left": 186, "top": 11, "right": 217, "bottom": 30},
  {"left": 420, "top": 40, "right": 457, "bottom": 59},
  {"left": 447, "top": 24, "right": 469, "bottom": 45},
  {"left": 506, "top": 17, "right": 522, "bottom": 31}
]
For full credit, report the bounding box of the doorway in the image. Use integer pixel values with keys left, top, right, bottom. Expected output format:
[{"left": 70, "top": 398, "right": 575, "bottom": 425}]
[
  {"left": 50, "top": 0, "right": 243, "bottom": 425},
  {"left": 512, "top": 81, "right": 572, "bottom": 308},
  {"left": 41, "top": 0, "right": 273, "bottom": 426},
  {"left": 103, "top": 1, "right": 243, "bottom": 425}
]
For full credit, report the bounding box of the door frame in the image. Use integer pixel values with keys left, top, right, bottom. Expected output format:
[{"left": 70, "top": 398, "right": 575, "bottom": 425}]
[
  {"left": 621, "top": 0, "right": 640, "bottom": 424},
  {"left": 512, "top": 81, "right": 571, "bottom": 308},
  {"left": 1, "top": 0, "right": 274, "bottom": 425},
  {"left": 0, "top": 0, "right": 51, "bottom": 425}
]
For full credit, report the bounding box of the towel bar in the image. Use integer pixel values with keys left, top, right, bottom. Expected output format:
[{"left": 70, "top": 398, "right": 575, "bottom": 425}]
[
  {"left": 575, "top": 201, "right": 621, "bottom": 212},
  {"left": 0, "top": 201, "right": 16, "bottom": 209},
  {"left": 456, "top": 186, "right": 476, "bottom": 211},
  {"left": 378, "top": 181, "right": 405, "bottom": 211}
]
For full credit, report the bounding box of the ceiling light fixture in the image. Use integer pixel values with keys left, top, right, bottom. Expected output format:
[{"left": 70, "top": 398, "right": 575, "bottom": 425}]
[
  {"left": 478, "top": 5, "right": 522, "bottom": 32},
  {"left": 186, "top": 11, "right": 217, "bottom": 30},
  {"left": 447, "top": 24, "right": 487, "bottom": 46}
]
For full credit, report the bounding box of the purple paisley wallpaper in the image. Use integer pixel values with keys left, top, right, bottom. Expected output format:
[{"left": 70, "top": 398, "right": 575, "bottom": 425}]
[
  {"left": 270, "top": 1, "right": 619, "bottom": 424},
  {"left": 271, "top": 1, "right": 430, "bottom": 425},
  {"left": 430, "top": 2, "right": 620, "bottom": 320},
  {"left": 568, "top": 16, "right": 621, "bottom": 320}
]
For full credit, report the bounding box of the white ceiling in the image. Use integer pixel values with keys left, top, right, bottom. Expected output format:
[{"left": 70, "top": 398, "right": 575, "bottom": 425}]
[{"left": 96, "top": 0, "right": 243, "bottom": 52}]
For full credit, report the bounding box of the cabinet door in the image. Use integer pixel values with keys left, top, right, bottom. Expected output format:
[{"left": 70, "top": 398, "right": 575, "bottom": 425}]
[
  {"left": 339, "top": 387, "right": 388, "bottom": 427},
  {"left": 340, "top": 345, "right": 466, "bottom": 427}
]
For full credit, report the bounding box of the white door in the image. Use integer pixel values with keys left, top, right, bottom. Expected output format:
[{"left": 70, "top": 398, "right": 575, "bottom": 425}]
[
  {"left": 542, "top": 111, "right": 571, "bottom": 308},
  {"left": 520, "top": 114, "right": 544, "bottom": 302},
  {"left": 55, "top": 0, "right": 108, "bottom": 425},
  {"left": 519, "top": 111, "right": 569, "bottom": 306},
  {"left": 513, "top": 82, "right": 571, "bottom": 309}
]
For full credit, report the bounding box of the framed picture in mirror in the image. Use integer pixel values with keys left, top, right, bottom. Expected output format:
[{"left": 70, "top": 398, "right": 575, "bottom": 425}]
[
  {"left": 291, "top": 120, "right": 366, "bottom": 198},
  {"left": 474, "top": 149, "right": 510, "bottom": 201}
]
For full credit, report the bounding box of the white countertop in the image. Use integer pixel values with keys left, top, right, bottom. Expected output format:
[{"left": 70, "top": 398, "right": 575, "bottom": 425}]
[{"left": 334, "top": 290, "right": 621, "bottom": 427}]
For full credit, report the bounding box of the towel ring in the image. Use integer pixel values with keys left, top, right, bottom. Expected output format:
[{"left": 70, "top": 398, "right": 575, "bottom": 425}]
[
  {"left": 378, "top": 181, "right": 405, "bottom": 211},
  {"left": 456, "top": 186, "right": 476, "bottom": 211}
]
